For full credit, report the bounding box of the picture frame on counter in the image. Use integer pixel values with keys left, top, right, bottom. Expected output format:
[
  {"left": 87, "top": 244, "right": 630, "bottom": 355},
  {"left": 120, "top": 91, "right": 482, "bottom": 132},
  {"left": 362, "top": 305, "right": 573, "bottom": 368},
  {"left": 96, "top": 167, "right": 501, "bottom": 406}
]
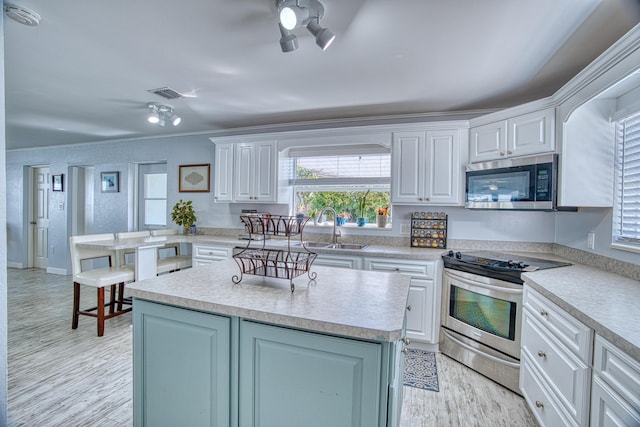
[
  {"left": 101, "top": 171, "right": 120, "bottom": 193},
  {"left": 52, "top": 174, "right": 64, "bottom": 192},
  {"left": 179, "top": 163, "right": 210, "bottom": 192}
]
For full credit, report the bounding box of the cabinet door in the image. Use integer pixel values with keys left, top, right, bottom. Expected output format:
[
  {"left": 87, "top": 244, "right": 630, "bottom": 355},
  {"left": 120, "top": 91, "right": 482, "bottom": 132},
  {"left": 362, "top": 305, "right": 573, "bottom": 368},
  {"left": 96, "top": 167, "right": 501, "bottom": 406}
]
[
  {"left": 391, "top": 132, "right": 426, "bottom": 204},
  {"left": 213, "top": 143, "right": 234, "bottom": 202},
  {"left": 591, "top": 375, "right": 640, "bottom": 427},
  {"left": 507, "top": 109, "right": 555, "bottom": 157},
  {"left": 133, "top": 300, "right": 231, "bottom": 427},
  {"left": 239, "top": 320, "right": 382, "bottom": 427},
  {"left": 253, "top": 140, "right": 277, "bottom": 202},
  {"left": 425, "top": 129, "right": 462, "bottom": 205},
  {"left": 469, "top": 121, "right": 506, "bottom": 162},
  {"left": 234, "top": 143, "right": 255, "bottom": 202}
]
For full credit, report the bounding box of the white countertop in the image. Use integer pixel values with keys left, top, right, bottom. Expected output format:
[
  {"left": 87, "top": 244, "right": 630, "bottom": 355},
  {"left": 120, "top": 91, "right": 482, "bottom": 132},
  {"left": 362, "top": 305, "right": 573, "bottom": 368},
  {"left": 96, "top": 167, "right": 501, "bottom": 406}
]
[
  {"left": 524, "top": 265, "right": 640, "bottom": 361},
  {"left": 127, "top": 259, "right": 411, "bottom": 342}
]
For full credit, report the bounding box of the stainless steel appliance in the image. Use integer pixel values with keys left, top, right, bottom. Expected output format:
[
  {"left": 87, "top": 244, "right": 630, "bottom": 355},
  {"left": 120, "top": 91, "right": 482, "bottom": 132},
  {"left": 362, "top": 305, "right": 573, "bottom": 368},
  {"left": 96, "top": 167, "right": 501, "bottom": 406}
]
[
  {"left": 465, "top": 153, "right": 558, "bottom": 210},
  {"left": 440, "top": 250, "right": 570, "bottom": 394}
]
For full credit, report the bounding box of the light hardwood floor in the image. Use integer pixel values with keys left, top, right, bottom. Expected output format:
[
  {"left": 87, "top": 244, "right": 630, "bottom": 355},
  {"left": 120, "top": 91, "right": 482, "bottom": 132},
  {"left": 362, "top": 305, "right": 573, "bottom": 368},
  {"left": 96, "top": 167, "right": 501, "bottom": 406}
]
[{"left": 7, "top": 268, "right": 538, "bottom": 426}]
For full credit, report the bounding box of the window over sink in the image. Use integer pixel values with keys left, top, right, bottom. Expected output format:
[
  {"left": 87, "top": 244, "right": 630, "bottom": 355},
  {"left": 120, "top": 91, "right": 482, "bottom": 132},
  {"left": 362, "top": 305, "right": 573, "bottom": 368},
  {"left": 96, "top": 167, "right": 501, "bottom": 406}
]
[{"left": 286, "top": 150, "right": 392, "bottom": 227}]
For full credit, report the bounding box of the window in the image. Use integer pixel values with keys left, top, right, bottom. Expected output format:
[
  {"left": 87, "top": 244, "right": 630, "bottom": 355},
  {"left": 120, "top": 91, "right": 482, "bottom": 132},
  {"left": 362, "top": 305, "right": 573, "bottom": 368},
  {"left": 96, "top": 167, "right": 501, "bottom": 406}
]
[
  {"left": 613, "top": 111, "right": 640, "bottom": 248},
  {"left": 137, "top": 163, "right": 168, "bottom": 229},
  {"left": 289, "top": 151, "right": 391, "bottom": 226}
]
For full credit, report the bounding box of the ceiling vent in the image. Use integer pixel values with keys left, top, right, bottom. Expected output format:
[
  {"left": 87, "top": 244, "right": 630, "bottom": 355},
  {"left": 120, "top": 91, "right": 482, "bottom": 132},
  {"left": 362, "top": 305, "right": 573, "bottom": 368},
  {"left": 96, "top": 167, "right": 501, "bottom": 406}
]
[
  {"left": 4, "top": 3, "right": 41, "bottom": 26},
  {"left": 147, "top": 87, "right": 185, "bottom": 100}
]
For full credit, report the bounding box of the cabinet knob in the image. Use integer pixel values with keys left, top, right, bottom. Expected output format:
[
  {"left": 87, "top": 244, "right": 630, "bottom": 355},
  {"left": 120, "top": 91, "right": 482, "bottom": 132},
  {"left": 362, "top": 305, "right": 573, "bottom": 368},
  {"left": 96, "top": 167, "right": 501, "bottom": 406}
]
[
  {"left": 535, "top": 401, "right": 544, "bottom": 409},
  {"left": 539, "top": 309, "right": 549, "bottom": 317},
  {"left": 394, "top": 267, "right": 400, "bottom": 272},
  {"left": 214, "top": 196, "right": 218, "bottom": 200},
  {"left": 425, "top": 197, "right": 429, "bottom": 201},
  {"left": 406, "top": 305, "right": 412, "bottom": 311},
  {"left": 401, "top": 348, "right": 408, "bottom": 354},
  {"left": 418, "top": 197, "right": 423, "bottom": 201},
  {"left": 499, "top": 151, "right": 505, "bottom": 156},
  {"left": 402, "top": 337, "right": 411, "bottom": 345},
  {"left": 537, "top": 350, "right": 547, "bottom": 359},
  {"left": 507, "top": 150, "right": 513, "bottom": 155}
]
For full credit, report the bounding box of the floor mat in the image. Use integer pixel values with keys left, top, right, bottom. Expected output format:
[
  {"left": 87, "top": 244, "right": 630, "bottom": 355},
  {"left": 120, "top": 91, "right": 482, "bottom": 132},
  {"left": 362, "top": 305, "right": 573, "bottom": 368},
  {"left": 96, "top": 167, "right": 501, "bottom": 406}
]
[{"left": 403, "top": 348, "right": 439, "bottom": 392}]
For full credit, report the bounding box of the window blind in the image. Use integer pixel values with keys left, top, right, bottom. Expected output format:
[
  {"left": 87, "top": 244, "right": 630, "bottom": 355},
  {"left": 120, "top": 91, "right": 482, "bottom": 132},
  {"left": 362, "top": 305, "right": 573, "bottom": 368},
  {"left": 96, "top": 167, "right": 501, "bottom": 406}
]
[
  {"left": 613, "top": 112, "right": 640, "bottom": 246},
  {"left": 290, "top": 153, "right": 391, "bottom": 187}
]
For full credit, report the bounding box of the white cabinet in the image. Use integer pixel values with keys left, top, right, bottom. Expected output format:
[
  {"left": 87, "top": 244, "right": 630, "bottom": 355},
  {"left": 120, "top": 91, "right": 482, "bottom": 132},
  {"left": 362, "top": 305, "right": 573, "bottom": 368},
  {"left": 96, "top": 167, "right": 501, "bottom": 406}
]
[
  {"left": 314, "top": 253, "right": 363, "bottom": 270},
  {"left": 391, "top": 129, "right": 464, "bottom": 205},
  {"left": 234, "top": 140, "right": 278, "bottom": 203},
  {"left": 364, "top": 257, "right": 441, "bottom": 345},
  {"left": 591, "top": 335, "right": 640, "bottom": 427},
  {"left": 520, "top": 285, "right": 592, "bottom": 427},
  {"left": 470, "top": 109, "right": 555, "bottom": 163},
  {"left": 192, "top": 244, "right": 232, "bottom": 267},
  {"left": 213, "top": 143, "right": 233, "bottom": 202}
]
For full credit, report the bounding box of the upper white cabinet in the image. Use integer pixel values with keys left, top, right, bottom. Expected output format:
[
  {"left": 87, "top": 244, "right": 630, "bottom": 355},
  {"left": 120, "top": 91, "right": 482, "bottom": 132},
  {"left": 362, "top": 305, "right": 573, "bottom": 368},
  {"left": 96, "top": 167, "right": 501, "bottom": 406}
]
[
  {"left": 213, "top": 143, "right": 233, "bottom": 202},
  {"left": 234, "top": 140, "right": 277, "bottom": 202},
  {"left": 391, "top": 128, "right": 466, "bottom": 205},
  {"left": 212, "top": 139, "right": 285, "bottom": 203},
  {"left": 470, "top": 108, "right": 555, "bottom": 163}
]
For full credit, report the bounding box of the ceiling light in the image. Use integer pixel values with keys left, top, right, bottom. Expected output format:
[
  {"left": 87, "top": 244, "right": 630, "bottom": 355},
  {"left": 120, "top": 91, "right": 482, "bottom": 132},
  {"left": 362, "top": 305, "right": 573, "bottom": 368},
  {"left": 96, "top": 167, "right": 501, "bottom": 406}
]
[
  {"left": 147, "top": 103, "right": 181, "bottom": 127},
  {"left": 278, "top": 23, "right": 299, "bottom": 53},
  {"left": 276, "top": 0, "right": 334, "bottom": 53},
  {"left": 306, "top": 18, "right": 335, "bottom": 50}
]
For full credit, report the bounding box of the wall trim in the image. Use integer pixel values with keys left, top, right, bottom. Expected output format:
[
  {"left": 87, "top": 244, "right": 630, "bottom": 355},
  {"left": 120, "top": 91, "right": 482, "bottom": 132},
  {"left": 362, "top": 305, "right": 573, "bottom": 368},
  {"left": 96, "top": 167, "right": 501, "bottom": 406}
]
[
  {"left": 7, "top": 262, "right": 23, "bottom": 269},
  {"left": 46, "top": 267, "right": 67, "bottom": 276}
]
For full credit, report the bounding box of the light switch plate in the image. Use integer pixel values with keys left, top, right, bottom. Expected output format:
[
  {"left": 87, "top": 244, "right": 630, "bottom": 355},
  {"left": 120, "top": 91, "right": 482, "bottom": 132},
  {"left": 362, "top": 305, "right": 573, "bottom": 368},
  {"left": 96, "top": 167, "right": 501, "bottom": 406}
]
[{"left": 401, "top": 223, "right": 410, "bottom": 233}]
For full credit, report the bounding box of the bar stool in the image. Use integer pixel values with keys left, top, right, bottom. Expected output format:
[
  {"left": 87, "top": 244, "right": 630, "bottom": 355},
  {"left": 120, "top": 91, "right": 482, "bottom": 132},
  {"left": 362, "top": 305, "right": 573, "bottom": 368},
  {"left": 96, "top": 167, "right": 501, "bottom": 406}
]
[
  {"left": 150, "top": 229, "right": 192, "bottom": 271},
  {"left": 115, "top": 231, "right": 178, "bottom": 275},
  {"left": 69, "top": 234, "right": 135, "bottom": 337}
]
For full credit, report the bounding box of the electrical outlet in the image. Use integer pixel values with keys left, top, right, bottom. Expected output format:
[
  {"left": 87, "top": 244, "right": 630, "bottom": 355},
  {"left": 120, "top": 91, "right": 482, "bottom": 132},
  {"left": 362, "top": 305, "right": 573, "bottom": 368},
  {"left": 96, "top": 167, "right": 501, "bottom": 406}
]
[
  {"left": 401, "top": 223, "right": 410, "bottom": 233},
  {"left": 587, "top": 232, "right": 595, "bottom": 250}
]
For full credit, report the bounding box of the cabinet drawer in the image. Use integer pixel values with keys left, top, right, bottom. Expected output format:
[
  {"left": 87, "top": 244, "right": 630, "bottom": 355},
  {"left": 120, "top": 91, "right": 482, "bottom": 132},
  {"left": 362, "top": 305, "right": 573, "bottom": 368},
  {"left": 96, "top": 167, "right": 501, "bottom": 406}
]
[
  {"left": 593, "top": 335, "right": 640, "bottom": 414},
  {"left": 192, "top": 245, "right": 232, "bottom": 261},
  {"left": 314, "top": 254, "right": 363, "bottom": 270},
  {"left": 364, "top": 258, "right": 435, "bottom": 279},
  {"left": 522, "top": 310, "right": 591, "bottom": 425},
  {"left": 523, "top": 286, "right": 592, "bottom": 363},
  {"left": 520, "top": 351, "right": 578, "bottom": 427}
]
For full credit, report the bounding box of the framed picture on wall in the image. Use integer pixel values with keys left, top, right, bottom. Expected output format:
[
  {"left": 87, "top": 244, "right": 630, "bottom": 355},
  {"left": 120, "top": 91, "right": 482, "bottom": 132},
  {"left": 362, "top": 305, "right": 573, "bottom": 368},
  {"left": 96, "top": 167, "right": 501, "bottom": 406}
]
[
  {"left": 101, "top": 171, "right": 120, "bottom": 193},
  {"left": 52, "top": 174, "right": 64, "bottom": 192},
  {"left": 179, "top": 164, "right": 210, "bottom": 192}
]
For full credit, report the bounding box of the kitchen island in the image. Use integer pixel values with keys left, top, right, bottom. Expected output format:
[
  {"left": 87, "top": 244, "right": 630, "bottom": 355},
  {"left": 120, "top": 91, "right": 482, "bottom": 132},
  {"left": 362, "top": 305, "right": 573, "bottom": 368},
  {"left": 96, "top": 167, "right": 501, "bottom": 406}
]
[{"left": 127, "top": 259, "right": 411, "bottom": 427}]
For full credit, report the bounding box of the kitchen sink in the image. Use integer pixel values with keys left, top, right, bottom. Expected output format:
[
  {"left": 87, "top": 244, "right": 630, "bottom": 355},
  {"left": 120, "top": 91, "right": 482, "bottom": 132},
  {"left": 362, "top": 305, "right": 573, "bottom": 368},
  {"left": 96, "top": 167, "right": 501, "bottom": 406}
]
[{"left": 291, "top": 241, "right": 368, "bottom": 250}]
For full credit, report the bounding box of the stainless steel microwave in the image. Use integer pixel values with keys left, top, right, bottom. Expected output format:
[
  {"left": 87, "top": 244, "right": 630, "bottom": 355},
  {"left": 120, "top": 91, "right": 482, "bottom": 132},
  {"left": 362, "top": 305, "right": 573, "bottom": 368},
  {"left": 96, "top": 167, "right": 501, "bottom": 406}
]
[{"left": 465, "top": 154, "right": 558, "bottom": 210}]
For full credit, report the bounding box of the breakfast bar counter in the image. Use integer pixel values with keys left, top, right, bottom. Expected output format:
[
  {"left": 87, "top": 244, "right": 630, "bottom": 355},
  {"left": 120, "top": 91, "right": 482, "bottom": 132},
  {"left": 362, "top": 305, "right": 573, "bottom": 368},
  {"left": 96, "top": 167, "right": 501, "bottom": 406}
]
[{"left": 128, "top": 260, "right": 411, "bottom": 427}]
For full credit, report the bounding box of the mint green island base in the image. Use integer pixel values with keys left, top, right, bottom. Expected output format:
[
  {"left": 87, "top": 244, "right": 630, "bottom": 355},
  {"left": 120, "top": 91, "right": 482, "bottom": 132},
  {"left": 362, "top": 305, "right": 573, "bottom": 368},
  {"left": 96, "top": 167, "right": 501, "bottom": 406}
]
[{"left": 128, "top": 260, "right": 411, "bottom": 427}]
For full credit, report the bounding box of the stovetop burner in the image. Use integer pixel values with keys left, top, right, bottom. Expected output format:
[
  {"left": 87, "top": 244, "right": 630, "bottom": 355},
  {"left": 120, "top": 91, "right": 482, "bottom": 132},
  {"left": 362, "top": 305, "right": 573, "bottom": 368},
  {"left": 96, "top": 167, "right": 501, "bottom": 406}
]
[{"left": 442, "top": 250, "right": 571, "bottom": 284}]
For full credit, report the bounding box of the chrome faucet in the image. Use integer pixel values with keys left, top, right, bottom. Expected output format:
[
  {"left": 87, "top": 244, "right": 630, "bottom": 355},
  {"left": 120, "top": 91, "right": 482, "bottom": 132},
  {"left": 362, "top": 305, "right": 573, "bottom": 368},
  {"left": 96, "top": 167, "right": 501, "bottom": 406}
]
[{"left": 319, "top": 207, "right": 342, "bottom": 245}]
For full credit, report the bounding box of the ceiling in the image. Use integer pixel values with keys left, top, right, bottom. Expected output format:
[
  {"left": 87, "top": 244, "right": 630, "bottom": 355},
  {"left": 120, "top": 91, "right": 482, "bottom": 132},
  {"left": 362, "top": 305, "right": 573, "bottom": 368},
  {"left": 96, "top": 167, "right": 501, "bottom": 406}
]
[{"left": 4, "top": 0, "right": 640, "bottom": 150}]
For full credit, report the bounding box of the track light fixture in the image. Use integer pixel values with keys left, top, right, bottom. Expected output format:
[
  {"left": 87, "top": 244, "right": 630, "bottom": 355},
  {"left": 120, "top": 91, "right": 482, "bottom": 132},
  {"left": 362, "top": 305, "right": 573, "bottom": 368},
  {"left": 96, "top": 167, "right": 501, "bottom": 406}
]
[
  {"left": 276, "top": 0, "right": 335, "bottom": 53},
  {"left": 147, "top": 103, "right": 181, "bottom": 127}
]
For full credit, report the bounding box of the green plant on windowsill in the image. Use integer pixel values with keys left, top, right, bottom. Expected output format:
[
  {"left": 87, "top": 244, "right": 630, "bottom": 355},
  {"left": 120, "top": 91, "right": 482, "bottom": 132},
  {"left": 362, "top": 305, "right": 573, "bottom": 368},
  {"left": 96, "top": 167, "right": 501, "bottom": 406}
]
[
  {"left": 171, "top": 199, "right": 197, "bottom": 234},
  {"left": 356, "top": 189, "right": 370, "bottom": 226}
]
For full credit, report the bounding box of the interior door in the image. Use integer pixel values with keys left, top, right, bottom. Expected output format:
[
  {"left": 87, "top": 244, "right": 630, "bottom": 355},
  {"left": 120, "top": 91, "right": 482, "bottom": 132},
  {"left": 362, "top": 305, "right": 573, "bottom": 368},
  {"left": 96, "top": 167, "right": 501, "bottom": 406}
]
[{"left": 34, "top": 166, "right": 50, "bottom": 269}]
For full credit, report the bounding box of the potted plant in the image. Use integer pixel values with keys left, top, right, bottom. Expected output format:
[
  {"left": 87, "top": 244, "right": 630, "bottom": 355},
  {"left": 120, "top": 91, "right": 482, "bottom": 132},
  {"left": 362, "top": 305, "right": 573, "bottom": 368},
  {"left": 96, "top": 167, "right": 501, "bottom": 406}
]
[
  {"left": 356, "top": 189, "right": 370, "bottom": 227},
  {"left": 171, "top": 199, "right": 197, "bottom": 234},
  {"left": 376, "top": 207, "right": 389, "bottom": 228}
]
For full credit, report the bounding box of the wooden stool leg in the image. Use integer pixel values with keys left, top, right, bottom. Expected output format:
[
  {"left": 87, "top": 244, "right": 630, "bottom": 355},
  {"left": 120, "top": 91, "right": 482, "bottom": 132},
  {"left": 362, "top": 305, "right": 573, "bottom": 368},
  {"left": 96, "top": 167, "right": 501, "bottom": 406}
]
[
  {"left": 108, "top": 284, "right": 116, "bottom": 314},
  {"left": 97, "top": 287, "right": 105, "bottom": 337},
  {"left": 72, "top": 282, "right": 80, "bottom": 329},
  {"left": 117, "top": 283, "right": 125, "bottom": 311}
]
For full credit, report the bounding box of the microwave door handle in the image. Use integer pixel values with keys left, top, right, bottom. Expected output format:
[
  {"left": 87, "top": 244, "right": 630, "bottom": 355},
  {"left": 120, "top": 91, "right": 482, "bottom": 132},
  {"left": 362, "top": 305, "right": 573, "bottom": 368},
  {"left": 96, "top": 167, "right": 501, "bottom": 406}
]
[{"left": 446, "top": 271, "right": 522, "bottom": 295}]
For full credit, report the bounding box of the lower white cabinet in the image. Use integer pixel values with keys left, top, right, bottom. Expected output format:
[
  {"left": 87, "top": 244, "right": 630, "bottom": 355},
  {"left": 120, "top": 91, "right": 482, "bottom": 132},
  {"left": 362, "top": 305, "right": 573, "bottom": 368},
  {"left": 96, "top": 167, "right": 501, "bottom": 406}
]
[
  {"left": 521, "top": 285, "right": 592, "bottom": 427},
  {"left": 364, "top": 257, "right": 441, "bottom": 345},
  {"left": 192, "top": 244, "right": 232, "bottom": 267},
  {"left": 590, "top": 335, "right": 640, "bottom": 427},
  {"left": 314, "top": 253, "right": 363, "bottom": 270}
]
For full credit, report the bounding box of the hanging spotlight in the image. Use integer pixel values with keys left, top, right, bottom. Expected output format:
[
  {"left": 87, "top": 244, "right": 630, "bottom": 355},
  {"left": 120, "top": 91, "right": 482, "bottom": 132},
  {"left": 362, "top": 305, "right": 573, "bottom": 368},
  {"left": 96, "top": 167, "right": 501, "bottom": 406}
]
[
  {"left": 276, "top": 0, "right": 334, "bottom": 53},
  {"left": 147, "top": 103, "right": 181, "bottom": 127}
]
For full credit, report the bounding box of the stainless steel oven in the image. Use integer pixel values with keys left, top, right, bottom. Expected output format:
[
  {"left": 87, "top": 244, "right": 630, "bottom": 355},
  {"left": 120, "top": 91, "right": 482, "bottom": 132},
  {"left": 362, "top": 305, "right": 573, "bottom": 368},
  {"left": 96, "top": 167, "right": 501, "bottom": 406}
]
[{"left": 440, "top": 250, "right": 570, "bottom": 394}]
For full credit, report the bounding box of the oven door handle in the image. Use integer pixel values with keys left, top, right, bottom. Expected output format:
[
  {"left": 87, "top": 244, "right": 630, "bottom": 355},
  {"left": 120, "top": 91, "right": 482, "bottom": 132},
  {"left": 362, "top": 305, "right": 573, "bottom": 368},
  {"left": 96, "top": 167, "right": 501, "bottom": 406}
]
[
  {"left": 445, "top": 270, "right": 523, "bottom": 295},
  {"left": 443, "top": 329, "right": 520, "bottom": 369}
]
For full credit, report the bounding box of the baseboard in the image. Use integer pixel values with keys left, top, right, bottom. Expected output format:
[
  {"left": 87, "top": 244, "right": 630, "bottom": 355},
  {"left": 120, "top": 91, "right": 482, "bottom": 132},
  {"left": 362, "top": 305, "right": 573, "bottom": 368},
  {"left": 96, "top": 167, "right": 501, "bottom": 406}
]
[
  {"left": 408, "top": 341, "right": 440, "bottom": 352},
  {"left": 46, "top": 267, "right": 68, "bottom": 275},
  {"left": 8, "top": 262, "right": 24, "bottom": 269}
]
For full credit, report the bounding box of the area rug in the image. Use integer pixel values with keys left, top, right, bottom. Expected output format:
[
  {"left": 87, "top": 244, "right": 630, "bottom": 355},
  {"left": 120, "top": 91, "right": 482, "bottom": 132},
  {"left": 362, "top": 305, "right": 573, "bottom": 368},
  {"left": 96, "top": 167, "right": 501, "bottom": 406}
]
[{"left": 403, "top": 348, "right": 439, "bottom": 392}]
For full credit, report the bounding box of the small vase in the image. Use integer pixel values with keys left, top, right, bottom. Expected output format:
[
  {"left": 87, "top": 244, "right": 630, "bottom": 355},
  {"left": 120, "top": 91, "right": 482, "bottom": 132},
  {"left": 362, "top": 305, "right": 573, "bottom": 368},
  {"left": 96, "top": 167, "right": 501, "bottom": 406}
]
[
  {"left": 356, "top": 217, "right": 366, "bottom": 227},
  {"left": 376, "top": 215, "right": 387, "bottom": 228},
  {"left": 183, "top": 224, "right": 191, "bottom": 235}
]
